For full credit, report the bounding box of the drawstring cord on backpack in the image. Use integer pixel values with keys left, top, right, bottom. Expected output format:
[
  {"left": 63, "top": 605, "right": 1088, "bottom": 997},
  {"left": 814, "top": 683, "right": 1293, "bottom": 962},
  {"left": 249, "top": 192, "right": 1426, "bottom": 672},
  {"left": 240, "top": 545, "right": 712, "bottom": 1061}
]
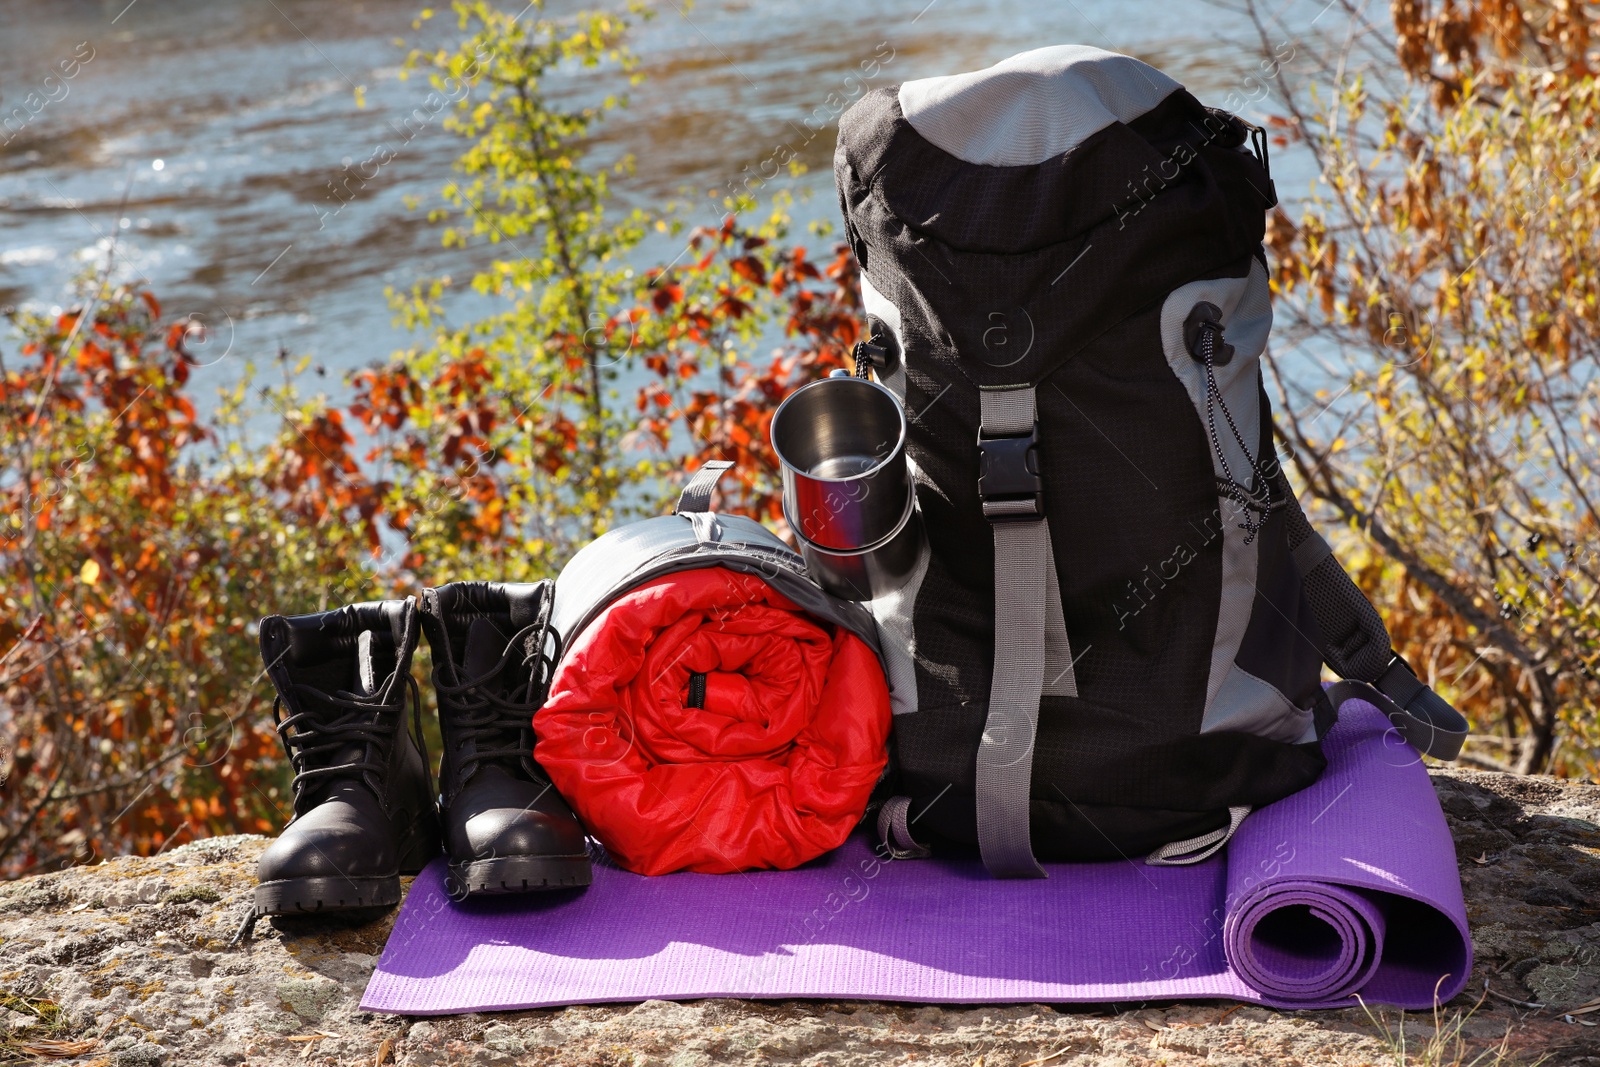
[
  {"left": 1196, "top": 318, "right": 1279, "bottom": 545},
  {"left": 853, "top": 335, "right": 886, "bottom": 379}
]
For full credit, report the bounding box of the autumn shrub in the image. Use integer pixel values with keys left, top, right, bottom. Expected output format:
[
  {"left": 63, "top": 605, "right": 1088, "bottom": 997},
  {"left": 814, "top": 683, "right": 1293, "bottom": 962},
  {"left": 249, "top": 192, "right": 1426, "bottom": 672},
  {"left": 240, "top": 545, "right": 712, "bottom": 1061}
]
[
  {"left": 0, "top": 284, "right": 383, "bottom": 875},
  {"left": 1255, "top": 0, "right": 1599, "bottom": 774},
  {"left": 363, "top": 0, "right": 862, "bottom": 585},
  {"left": 0, "top": 0, "right": 862, "bottom": 878},
  {"left": 14, "top": 0, "right": 1594, "bottom": 881}
]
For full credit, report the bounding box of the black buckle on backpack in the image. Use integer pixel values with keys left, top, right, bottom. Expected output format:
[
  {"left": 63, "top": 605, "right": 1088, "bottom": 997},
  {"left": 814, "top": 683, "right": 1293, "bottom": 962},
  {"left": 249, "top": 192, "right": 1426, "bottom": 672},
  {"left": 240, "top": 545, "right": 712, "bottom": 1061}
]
[{"left": 977, "top": 425, "right": 1043, "bottom": 522}]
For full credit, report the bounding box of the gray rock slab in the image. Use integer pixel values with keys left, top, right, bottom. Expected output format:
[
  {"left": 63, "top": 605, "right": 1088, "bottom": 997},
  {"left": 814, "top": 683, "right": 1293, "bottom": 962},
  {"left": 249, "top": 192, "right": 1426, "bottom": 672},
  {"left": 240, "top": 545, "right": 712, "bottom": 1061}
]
[{"left": 0, "top": 769, "right": 1594, "bottom": 1066}]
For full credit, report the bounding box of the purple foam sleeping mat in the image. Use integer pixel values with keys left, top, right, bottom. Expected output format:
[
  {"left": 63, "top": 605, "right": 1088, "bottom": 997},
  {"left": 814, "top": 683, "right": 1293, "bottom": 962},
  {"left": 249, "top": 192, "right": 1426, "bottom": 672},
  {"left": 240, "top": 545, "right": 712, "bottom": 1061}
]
[{"left": 361, "top": 701, "right": 1469, "bottom": 1014}]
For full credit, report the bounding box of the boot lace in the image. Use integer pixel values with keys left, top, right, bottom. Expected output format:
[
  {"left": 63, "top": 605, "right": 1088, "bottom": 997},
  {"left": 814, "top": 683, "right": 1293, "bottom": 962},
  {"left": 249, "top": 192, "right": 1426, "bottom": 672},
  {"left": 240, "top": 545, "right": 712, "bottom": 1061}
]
[
  {"left": 273, "top": 673, "right": 431, "bottom": 812},
  {"left": 432, "top": 604, "right": 563, "bottom": 788}
]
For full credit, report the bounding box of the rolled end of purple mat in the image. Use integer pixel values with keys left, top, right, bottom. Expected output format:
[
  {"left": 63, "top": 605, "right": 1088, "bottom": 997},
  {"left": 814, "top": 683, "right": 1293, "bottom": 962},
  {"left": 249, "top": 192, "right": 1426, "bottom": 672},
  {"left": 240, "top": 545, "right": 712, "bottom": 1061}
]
[{"left": 1224, "top": 880, "right": 1387, "bottom": 1005}]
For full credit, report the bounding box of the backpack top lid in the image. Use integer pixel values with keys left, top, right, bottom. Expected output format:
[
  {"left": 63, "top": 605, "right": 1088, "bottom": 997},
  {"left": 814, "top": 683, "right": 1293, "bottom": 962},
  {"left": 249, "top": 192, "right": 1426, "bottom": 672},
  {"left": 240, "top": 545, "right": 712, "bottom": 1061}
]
[
  {"left": 835, "top": 45, "right": 1276, "bottom": 391},
  {"left": 897, "top": 45, "right": 1181, "bottom": 167}
]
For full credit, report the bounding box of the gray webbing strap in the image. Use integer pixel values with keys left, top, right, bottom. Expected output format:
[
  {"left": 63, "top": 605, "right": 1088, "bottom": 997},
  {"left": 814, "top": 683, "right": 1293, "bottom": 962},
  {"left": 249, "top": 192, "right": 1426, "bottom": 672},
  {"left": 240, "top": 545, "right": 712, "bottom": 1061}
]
[
  {"left": 675, "top": 460, "right": 734, "bottom": 515},
  {"left": 976, "top": 386, "right": 1071, "bottom": 879},
  {"left": 676, "top": 461, "right": 733, "bottom": 544},
  {"left": 876, "top": 796, "right": 932, "bottom": 860},
  {"left": 1146, "top": 805, "right": 1251, "bottom": 866},
  {"left": 981, "top": 387, "right": 1036, "bottom": 439},
  {"left": 1043, "top": 546, "right": 1076, "bottom": 697},
  {"left": 684, "top": 511, "right": 723, "bottom": 544}
]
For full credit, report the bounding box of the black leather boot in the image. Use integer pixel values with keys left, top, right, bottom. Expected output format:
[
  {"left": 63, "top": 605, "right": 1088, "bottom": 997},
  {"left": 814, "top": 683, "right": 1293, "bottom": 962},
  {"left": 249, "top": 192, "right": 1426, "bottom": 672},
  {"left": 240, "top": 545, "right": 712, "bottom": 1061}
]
[
  {"left": 420, "top": 580, "right": 592, "bottom": 897},
  {"left": 252, "top": 598, "right": 442, "bottom": 921}
]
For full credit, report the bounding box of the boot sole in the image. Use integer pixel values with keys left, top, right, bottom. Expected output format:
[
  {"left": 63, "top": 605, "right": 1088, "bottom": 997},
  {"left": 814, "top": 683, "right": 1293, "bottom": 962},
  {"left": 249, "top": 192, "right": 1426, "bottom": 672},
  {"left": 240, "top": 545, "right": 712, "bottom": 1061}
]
[
  {"left": 448, "top": 854, "right": 593, "bottom": 898},
  {"left": 255, "top": 874, "right": 401, "bottom": 916}
]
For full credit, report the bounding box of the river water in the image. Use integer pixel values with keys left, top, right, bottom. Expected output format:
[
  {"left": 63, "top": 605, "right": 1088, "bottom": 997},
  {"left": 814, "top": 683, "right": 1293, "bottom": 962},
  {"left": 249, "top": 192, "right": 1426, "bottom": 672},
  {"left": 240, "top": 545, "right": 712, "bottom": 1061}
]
[{"left": 0, "top": 0, "right": 1338, "bottom": 409}]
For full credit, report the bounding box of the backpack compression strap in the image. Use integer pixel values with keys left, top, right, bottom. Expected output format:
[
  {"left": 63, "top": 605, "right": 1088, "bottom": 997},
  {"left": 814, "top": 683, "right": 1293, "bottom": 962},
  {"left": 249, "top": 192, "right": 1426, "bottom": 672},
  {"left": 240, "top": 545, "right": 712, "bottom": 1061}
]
[
  {"left": 975, "top": 386, "right": 1078, "bottom": 878},
  {"left": 1283, "top": 493, "right": 1469, "bottom": 760}
]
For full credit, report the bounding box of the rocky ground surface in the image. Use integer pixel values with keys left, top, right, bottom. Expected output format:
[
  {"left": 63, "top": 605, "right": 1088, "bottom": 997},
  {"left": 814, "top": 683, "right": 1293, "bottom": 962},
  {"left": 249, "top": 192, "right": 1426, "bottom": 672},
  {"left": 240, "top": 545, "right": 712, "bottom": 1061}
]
[{"left": 1, "top": 768, "right": 1597, "bottom": 1067}]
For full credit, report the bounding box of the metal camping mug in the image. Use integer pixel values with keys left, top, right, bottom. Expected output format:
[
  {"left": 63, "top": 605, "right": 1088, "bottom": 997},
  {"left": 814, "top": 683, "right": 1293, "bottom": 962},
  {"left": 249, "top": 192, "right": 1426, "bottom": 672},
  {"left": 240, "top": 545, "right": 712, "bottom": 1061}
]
[
  {"left": 771, "top": 374, "right": 926, "bottom": 601},
  {"left": 787, "top": 490, "right": 925, "bottom": 602}
]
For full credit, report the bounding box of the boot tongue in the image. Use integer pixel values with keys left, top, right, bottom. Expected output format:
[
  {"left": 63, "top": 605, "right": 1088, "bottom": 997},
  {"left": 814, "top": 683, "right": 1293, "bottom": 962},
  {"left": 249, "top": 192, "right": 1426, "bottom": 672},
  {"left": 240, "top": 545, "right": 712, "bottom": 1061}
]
[
  {"left": 301, "top": 631, "right": 387, "bottom": 804},
  {"left": 457, "top": 617, "right": 530, "bottom": 775},
  {"left": 341, "top": 628, "right": 389, "bottom": 764},
  {"left": 462, "top": 617, "right": 511, "bottom": 688}
]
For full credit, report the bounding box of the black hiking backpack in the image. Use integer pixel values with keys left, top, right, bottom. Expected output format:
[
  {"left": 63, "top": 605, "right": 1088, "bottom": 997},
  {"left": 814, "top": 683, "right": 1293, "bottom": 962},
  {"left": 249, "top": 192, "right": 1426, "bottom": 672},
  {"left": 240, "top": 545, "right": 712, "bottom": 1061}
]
[{"left": 832, "top": 45, "right": 1468, "bottom": 876}]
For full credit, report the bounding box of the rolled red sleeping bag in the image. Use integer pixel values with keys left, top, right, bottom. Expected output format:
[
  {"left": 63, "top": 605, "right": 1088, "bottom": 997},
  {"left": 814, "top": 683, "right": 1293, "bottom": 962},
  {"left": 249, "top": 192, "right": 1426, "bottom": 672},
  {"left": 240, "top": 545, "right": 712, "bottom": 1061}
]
[{"left": 535, "top": 567, "right": 891, "bottom": 875}]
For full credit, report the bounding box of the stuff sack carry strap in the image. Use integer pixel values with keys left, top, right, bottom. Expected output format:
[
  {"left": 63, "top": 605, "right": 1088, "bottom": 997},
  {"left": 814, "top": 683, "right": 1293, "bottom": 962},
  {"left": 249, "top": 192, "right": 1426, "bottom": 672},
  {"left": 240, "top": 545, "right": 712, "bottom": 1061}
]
[
  {"left": 674, "top": 460, "right": 735, "bottom": 544},
  {"left": 975, "top": 386, "right": 1076, "bottom": 879},
  {"left": 675, "top": 459, "right": 734, "bottom": 515},
  {"left": 1283, "top": 491, "right": 1468, "bottom": 760},
  {"left": 550, "top": 461, "right": 883, "bottom": 664}
]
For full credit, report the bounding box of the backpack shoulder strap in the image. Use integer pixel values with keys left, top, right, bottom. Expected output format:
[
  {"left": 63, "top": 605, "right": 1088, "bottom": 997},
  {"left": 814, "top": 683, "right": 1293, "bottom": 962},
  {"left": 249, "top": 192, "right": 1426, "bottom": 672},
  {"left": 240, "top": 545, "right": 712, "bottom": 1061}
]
[{"left": 1284, "top": 493, "right": 1469, "bottom": 760}]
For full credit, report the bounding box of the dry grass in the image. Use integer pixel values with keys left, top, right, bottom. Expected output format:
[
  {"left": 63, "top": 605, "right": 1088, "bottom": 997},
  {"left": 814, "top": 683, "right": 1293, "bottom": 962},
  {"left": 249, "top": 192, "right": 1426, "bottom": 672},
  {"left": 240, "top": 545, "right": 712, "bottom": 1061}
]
[
  {"left": 1358, "top": 990, "right": 1547, "bottom": 1067},
  {"left": 0, "top": 993, "right": 95, "bottom": 1062}
]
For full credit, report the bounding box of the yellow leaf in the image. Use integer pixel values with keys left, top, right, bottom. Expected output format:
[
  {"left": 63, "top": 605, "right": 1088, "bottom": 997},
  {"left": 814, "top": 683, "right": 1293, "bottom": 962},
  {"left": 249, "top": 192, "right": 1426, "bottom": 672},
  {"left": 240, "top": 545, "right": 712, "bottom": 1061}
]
[{"left": 80, "top": 559, "right": 101, "bottom": 585}]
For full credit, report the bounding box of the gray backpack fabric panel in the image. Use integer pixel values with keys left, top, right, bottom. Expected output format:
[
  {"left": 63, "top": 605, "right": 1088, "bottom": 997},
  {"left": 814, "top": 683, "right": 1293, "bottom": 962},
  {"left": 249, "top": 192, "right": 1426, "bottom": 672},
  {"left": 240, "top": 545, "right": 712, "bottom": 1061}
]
[
  {"left": 866, "top": 536, "right": 929, "bottom": 718},
  {"left": 858, "top": 269, "right": 923, "bottom": 717},
  {"left": 1157, "top": 259, "right": 1312, "bottom": 742},
  {"left": 859, "top": 272, "right": 909, "bottom": 402},
  {"left": 898, "top": 45, "right": 1182, "bottom": 167}
]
